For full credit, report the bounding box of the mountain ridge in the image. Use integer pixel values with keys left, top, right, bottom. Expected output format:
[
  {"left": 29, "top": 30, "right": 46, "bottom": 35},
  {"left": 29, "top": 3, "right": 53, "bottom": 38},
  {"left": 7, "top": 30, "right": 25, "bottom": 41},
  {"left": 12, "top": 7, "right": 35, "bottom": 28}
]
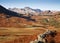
[{"left": 8, "top": 7, "right": 41, "bottom": 15}]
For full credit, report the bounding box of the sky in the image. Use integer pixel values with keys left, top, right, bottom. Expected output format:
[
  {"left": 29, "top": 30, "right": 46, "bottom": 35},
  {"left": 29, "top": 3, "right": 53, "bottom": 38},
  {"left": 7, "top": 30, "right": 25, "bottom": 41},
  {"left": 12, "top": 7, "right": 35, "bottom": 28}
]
[{"left": 0, "top": 0, "right": 60, "bottom": 11}]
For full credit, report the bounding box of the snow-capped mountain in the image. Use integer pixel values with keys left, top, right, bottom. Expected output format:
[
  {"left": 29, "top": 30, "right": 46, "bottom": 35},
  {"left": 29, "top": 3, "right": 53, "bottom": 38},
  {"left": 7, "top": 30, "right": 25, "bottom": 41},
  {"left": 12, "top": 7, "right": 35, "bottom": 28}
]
[{"left": 8, "top": 7, "right": 41, "bottom": 15}]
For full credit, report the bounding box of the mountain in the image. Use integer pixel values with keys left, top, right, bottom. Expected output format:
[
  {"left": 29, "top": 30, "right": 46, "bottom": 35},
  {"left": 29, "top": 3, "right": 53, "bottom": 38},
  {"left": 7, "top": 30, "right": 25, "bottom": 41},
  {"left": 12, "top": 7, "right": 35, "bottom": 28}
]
[
  {"left": 8, "top": 7, "right": 41, "bottom": 15},
  {"left": 0, "top": 5, "right": 36, "bottom": 27},
  {"left": 9, "top": 7, "right": 58, "bottom": 16},
  {"left": 0, "top": 5, "right": 22, "bottom": 17},
  {"left": 34, "top": 9, "right": 41, "bottom": 12},
  {"left": 0, "top": 5, "right": 7, "bottom": 13},
  {"left": 24, "top": 7, "right": 41, "bottom": 12},
  {"left": 0, "top": 5, "right": 36, "bottom": 20},
  {"left": 40, "top": 10, "right": 53, "bottom": 15}
]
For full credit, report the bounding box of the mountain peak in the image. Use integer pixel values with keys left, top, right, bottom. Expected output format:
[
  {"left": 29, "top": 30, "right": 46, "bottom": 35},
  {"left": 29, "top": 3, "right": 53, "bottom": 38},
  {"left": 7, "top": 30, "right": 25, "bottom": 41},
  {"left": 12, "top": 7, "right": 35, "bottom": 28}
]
[{"left": 24, "top": 7, "right": 32, "bottom": 9}]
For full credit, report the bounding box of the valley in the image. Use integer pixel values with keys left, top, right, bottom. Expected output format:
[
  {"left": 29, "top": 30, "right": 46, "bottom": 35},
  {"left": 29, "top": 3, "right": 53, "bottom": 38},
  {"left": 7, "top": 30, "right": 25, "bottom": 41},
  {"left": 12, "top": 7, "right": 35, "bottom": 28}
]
[{"left": 0, "top": 5, "right": 60, "bottom": 43}]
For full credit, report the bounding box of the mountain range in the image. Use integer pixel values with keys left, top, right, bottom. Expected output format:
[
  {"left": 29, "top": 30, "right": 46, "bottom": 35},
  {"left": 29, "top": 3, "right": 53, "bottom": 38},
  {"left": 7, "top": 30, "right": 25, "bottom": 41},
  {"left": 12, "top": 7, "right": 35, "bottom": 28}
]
[
  {"left": 0, "top": 5, "right": 60, "bottom": 28},
  {"left": 8, "top": 7, "right": 41, "bottom": 15},
  {"left": 0, "top": 5, "right": 36, "bottom": 27},
  {"left": 9, "top": 7, "right": 60, "bottom": 16}
]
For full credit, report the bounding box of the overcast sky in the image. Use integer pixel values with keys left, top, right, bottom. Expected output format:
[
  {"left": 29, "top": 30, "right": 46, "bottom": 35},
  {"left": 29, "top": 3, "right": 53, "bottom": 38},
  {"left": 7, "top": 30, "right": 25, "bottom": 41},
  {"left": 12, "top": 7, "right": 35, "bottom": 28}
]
[{"left": 0, "top": 0, "right": 60, "bottom": 11}]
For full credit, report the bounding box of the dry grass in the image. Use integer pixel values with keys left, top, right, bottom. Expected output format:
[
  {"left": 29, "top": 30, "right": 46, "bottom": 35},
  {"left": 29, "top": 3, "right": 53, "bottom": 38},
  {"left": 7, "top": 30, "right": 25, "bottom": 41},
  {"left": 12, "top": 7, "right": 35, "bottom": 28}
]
[
  {"left": 0, "top": 27, "right": 60, "bottom": 43},
  {"left": 0, "top": 27, "right": 46, "bottom": 43}
]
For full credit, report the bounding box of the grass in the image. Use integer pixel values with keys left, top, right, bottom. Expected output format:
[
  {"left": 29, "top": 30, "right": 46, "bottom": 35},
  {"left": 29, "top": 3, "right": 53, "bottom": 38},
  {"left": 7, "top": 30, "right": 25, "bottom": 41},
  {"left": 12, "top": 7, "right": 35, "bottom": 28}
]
[
  {"left": 0, "top": 27, "right": 46, "bottom": 43},
  {"left": 0, "top": 27, "right": 60, "bottom": 43}
]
